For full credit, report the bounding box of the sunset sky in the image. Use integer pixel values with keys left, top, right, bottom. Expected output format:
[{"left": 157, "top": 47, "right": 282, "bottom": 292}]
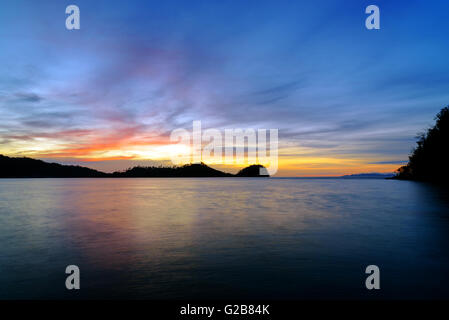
[{"left": 1, "top": 0, "right": 449, "bottom": 176}]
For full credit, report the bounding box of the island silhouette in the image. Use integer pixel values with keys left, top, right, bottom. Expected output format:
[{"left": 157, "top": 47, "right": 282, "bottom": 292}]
[
  {"left": 0, "top": 155, "right": 269, "bottom": 178},
  {"left": 395, "top": 106, "right": 449, "bottom": 183}
]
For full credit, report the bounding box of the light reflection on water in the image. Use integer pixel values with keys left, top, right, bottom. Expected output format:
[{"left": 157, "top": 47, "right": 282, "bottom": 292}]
[{"left": 0, "top": 178, "right": 448, "bottom": 299}]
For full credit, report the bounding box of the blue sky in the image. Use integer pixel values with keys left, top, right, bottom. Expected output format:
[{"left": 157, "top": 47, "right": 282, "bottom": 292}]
[{"left": 1, "top": 0, "right": 449, "bottom": 175}]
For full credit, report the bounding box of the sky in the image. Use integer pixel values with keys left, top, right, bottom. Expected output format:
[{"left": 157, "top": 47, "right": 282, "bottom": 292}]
[{"left": 1, "top": 0, "right": 449, "bottom": 176}]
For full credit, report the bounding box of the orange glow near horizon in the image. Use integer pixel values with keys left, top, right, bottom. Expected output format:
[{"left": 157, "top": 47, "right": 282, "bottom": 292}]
[
  {"left": 0, "top": 126, "right": 405, "bottom": 176},
  {"left": 0, "top": 140, "right": 402, "bottom": 176}
]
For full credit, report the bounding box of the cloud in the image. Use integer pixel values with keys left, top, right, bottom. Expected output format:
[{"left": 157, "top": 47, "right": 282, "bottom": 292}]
[
  {"left": 369, "top": 160, "right": 408, "bottom": 165},
  {"left": 14, "top": 92, "right": 43, "bottom": 103}
]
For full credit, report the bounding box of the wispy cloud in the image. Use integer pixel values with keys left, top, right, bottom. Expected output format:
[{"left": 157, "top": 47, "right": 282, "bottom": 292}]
[{"left": 1, "top": 0, "right": 449, "bottom": 175}]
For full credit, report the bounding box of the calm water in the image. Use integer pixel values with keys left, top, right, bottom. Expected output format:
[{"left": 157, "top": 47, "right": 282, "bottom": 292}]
[{"left": 0, "top": 178, "right": 448, "bottom": 299}]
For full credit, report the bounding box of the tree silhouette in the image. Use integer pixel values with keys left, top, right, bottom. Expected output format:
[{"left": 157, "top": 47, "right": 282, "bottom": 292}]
[{"left": 396, "top": 106, "right": 449, "bottom": 182}]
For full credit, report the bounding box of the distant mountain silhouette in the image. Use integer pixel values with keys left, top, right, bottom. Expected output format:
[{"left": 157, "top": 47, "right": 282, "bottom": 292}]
[
  {"left": 395, "top": 106, "right": 449, "bottom": 182},
  {"left": 0, "top": 155, "right": 269, "bottom": 178},
  {"left": 340, "top": 173, "right": 395, "bottom": 179}
]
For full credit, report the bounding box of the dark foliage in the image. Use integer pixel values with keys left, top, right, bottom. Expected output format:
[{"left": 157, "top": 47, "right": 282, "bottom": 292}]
[{"left": 395, "top": 106, "right": 449, "bottom": 182}]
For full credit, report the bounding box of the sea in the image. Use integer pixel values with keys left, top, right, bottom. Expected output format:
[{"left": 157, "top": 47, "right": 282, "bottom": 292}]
[{"left": 1, "top": 178, "right": 448, "bottom": 299}]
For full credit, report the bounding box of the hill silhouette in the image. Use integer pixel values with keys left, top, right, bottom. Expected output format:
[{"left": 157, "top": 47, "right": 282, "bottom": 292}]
[
  {"left": 0, "top": 155, "right": 107, "bottom": 178},
  {"left": 0, "top": 155, "right": 269, "bottom": 178},
  {"left": 112, "top": 163, "right": 233, "bottom": 177},
  {"left": 236, "top": 164, "right": 269, "bottom": 177},
  {"left": 395, "top": 106, "right": 449, "bottom": 182}
]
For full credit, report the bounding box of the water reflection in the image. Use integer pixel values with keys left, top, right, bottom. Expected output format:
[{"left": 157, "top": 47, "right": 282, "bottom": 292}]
[{"left": 0, "top": 178, "right": 448, "bottom": 299}]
